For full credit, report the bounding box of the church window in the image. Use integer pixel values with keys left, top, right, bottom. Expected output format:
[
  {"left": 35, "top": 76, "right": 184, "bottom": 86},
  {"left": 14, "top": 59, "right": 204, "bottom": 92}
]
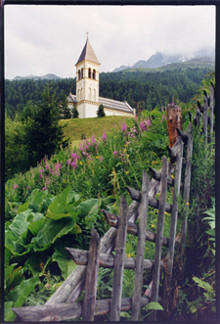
[
  {"left": 88, "top": 68, "right": 91, "bottom": 78},
  {"left": 93, "top": 89, "right": 96, "bottom": 101},
  {"left": 81, "top": 68, "right": 83, "bottom": 79},
  {"left": 92, "top": 69, "right": 96, "bottom": 80},
  {"left": 78, "top": 70, "right": 81, "bottom": 80},
  {"left": 89, "top": 88, "right": 92, "bottom": 101},
  {"left": 80, "top": 88, "right": 83, "bottom": 101}
]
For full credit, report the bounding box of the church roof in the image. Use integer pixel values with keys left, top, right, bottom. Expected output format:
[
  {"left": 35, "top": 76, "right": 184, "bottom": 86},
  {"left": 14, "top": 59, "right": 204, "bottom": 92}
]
[
  {"left": 99, "top": 97, "right": 135, "bottom": 114},
  {"left": 67, "top": 93, "right": 77, "bottom": 104},
  {"left": 67, "top": 93, "right": 135, "bottom": 115},
  {"left": 76, "top": 37, "right": 100, "bottom": 66}
]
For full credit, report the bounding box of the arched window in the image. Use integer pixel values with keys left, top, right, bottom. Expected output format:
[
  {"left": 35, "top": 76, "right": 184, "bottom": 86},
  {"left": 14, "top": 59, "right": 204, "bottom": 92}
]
[
  {"left": 80, "top": 88, "right": 83, "bottom": 101},
  {"left": 77, "top": 89, "right": 80, "bottom": 100},
  {"left": 93, "top": 89, "right": 96, "bottom": 102},
  {"left": 88, "top": 68, "right": 91, "bottom": 78},
  {"left": 81, "top": 68, "right": 83, "bottom": 79},
  {"left": 78, "top": 70, "right": 81, "bottom": 80},
  {"left": 89, "top": 88, "right": 92, "bottom": 101},
  {"left": 92, "top": 69, "right": 96, "bottom": 80}
]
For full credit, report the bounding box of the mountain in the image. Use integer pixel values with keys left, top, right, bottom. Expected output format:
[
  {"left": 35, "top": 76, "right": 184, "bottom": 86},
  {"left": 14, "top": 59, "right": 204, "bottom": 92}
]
[
  {"left": 13, "top": 73, "right": 62, "bottom": 81},
  {"left": 132, "top": 52, "right": 189, "bottom": 69},
  {"left": 113, "top": 50, "right": 215, "bottom": 72}
]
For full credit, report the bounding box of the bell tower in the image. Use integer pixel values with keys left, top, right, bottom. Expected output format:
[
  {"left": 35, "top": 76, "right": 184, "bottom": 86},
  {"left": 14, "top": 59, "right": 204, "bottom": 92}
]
[{"left": 75, "top": 35, "right": 100, "bottom": 118}]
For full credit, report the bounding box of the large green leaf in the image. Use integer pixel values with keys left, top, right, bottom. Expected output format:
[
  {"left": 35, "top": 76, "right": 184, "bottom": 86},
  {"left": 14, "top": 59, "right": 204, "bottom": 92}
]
[
  {"left": 28, "top": 189, "right": 55, "bottom": 212},
  {"left": 52, "top": 246, "right": 77, "bottom": 280},
  {"left": 7, "top": 210, "right": 46, "bottom": 256},
  {"left": 27, "top": 213, "right": 47, "bottom": 236},
  {"left": 76, "top": 198, "right": 98, "bottom": 218},
  {"left": 5, "top": 230, "right": 17, "bottom": 255},
  {"left": 46, "top": 186, "right": 80, "bottom": 220},
  {"left": 5, "top": 276, "right": 40, "bottom": 321},
  {"left": 8, "top": 210, "right": 31, "bottom": 237},
  {"left": 145, "top": 301, "right": 164, "bottom": 311},
  {"left": 4, "top": 301, "right": 15, "bottom": 322},
  {"left": 32, "top": 217, "right": 75, "bottom": 252},
  {"left": 25, "top": 255, "right": 45, "bottom": 276}
]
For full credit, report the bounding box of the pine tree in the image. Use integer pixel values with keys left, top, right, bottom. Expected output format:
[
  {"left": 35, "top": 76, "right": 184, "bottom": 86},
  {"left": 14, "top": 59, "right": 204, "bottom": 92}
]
[
  {"left": 24, "top": 83, "right": 68, "bottom": 166},
  {"left": 59, "top": 93, "right": 71, "bottom": 119},
  {"left": 72, "top": 104, "right": 79, "bottom": 118},
  {"left": 97, "top": 104, "right": 105, "bottom": 117}
]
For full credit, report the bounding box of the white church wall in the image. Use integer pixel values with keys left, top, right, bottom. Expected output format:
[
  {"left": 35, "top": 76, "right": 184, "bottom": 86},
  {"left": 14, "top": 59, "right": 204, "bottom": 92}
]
[{"left": 84, "top": 102, "right": 99, "bottom": 118}]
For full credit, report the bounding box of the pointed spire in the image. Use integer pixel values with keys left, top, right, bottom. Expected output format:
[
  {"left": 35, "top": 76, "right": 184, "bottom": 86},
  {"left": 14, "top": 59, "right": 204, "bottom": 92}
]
[{"left": 75, "top": 36, "right": 100, "bottom": 66}]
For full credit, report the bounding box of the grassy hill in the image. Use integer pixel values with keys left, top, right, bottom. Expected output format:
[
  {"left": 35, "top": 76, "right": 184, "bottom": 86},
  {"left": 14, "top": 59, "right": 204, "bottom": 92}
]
[{"left": 60, "top": 116, "right": 133, "bottom": 147}]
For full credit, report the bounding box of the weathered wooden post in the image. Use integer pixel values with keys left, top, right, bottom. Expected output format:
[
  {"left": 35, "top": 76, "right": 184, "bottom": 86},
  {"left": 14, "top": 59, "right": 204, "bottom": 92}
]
[
  {"left": 131, "top": 171, "right": 149, "bottom": 321},
  {"left": 166, "top": 103, "right": 183, "bottom": 148},
  {"left": 151, "top": 156, "right": 168, "bottom": 321},
  {"left": 181, "top": 122, "right": 193, "bottom": 245},
  {"left": 110, "top": 197, "right": 128, "bottom": 321},
  {"left": 163, "top": 138, "right": 183, "bottom": 313},
  {"left": 82, "top": 228, "right": 100, "bottom": 321}
]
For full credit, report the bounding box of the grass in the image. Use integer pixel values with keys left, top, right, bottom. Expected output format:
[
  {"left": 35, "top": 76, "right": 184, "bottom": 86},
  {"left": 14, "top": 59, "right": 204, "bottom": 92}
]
[{"left": 60, "top": 116, "right": 133, "bottom": 145}]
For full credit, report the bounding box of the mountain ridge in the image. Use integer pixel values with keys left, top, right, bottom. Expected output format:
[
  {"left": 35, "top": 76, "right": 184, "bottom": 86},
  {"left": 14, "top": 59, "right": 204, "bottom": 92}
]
[
  {"left": 113, "top": 50, "right": 215, "bottom": 72},
  {"left": 11, "top": 53, "right": 215, "bottom": 81}
]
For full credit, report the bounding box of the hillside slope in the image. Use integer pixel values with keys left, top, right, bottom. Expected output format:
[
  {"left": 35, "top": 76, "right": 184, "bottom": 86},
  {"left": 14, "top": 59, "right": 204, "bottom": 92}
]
[{"left": 60, "top": 115, "right": 132, "bottom": 146}]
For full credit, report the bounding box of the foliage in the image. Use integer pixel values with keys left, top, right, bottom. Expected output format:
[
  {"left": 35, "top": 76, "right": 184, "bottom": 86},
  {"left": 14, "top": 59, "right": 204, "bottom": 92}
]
[
  {"left": 4, "top": 75, "right": 216, "bottom": 321},
  {"left": 5, "top": 66, "right": 213, "bottom": 119},
  {"left": 59, "top": 92, "right": 72, "bottom": 119},
  {"left": 23, "top": 84, "right": 68, "bottom": 167},
  {"left": 97, "top": 104, "right": 105, "bottom": 117},
  {"left": 5, "top": 115, "right": 30, "bottom": 180},
  {"left": 72, "top": 104, "right": 79, "bottom": 118}
]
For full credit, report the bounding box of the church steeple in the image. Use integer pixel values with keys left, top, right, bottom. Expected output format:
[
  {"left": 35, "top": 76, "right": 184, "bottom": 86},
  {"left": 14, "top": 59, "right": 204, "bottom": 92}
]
[
  {"left": 75, "top": 36, "right": 100, "bottom": 66},
  {"left": 75, "top": 36, "right": 100, "bottom": 118}
]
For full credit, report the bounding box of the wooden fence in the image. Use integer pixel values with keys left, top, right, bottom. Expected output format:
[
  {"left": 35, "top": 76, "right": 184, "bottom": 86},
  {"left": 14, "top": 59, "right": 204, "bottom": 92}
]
[{"left": 12, "top": 82, "right": 214, "bottom": 322}]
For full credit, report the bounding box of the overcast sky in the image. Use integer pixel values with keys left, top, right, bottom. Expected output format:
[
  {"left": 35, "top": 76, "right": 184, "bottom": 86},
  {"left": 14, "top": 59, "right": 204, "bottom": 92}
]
[{"left": 4, "top": 4, "right": 215, "bottom": 79}]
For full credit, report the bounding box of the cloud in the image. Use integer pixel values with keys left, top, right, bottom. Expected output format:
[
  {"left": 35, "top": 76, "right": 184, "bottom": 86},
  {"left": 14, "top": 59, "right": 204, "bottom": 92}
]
[{"left": 4, "top": 5, "right": 215, "bottom": 79}]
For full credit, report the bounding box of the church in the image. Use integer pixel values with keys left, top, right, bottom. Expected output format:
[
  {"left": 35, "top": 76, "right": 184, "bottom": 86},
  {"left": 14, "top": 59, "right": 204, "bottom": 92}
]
[{"left": 67, "top": 37, "right": 136, "bottom": 118}]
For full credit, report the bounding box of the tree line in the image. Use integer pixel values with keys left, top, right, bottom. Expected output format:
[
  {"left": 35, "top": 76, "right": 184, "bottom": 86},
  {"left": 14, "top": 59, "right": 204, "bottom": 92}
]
[{"left": 5, "top": 66, "right": 213, "bottom": 119}]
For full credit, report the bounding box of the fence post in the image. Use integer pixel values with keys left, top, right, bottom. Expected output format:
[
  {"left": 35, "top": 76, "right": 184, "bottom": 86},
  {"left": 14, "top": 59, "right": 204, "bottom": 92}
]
[
  {"left": 82, "top": 228, "right": 100, "bottom": 321},
  {"left": 131, "top": 171, "right": 149, "bottom": 320},
  {"left": 167, "top": 103, "right": 182, "bottom": 148},
  {"left": 151, "top": 156, "right": 168, "bottom": 320},
  {"left": 181, "top": 122, "right": 193, "bottom": 245},
  {"left": 163, "top": 139, "right": 183, "bottom": 312},
  {"left": 110, "top": 197, "right": 128, "bottom": 321}
]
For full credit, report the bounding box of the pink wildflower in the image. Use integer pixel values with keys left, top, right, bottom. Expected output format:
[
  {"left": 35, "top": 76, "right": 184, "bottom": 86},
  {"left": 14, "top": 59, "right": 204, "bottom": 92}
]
[
  {"left": 140, "top": 122, "right": 146, "bottom": 131},
  {"left": 13, "top": 184, "right": 18, "bottom": 190},
  {"left": 102, "top": 132, "right": 107, "bottom": 141},
  {"left": 71, "top": 161, "right": 78, "bottom": 169},
  {"left": 91, "top": 136, "right": 96, "bottom": 143},
  {"left": 145, "top": 119, "right": 151, "bottom": 127},
  {"left": 45, "top": 164, "right": 50, "bottom": 171},
  {"left": 66, "top": 159, "right": 71, "bottom": 165},
  {"left": 122, "top": 122, "right": 127, "bottom": 132},
  {"left": 71, "top": 152, "right": 80, "bottom": 160},
  {"left": 42, "top": 186, "right": 47, "bottom": 191},
  {"left": 56, "top": 163, "right": 61, "bottom": 170},
  {"left": 113, "top": 151, "right": 118, "bottom": 156},
  {"left": 99, "top": 156, "right": 104, "bottom": 162}
]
